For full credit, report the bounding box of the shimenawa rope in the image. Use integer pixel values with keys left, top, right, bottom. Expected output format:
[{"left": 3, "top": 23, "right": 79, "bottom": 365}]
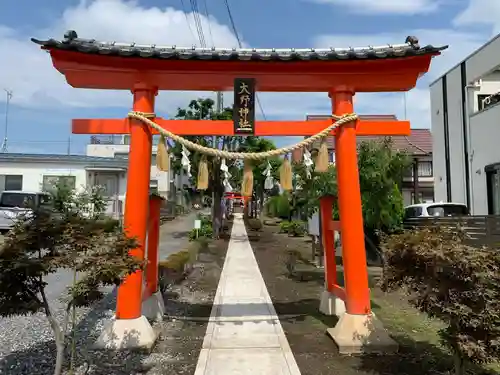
[{"left": 127, "top": 111, "right": 358, "bottom": 160}]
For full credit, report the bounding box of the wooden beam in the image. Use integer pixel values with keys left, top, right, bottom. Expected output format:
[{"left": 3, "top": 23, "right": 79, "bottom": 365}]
[{"left": 72, "top": 119, "right": 410, "bottom": 136}]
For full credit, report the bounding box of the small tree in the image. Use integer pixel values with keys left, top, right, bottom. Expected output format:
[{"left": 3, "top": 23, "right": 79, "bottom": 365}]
[
  {"left": 0, "top": 183, "right": 143, "bottom": 375},
  {"left": 380, "top": 226, "right": 500, "bottom": 375}
]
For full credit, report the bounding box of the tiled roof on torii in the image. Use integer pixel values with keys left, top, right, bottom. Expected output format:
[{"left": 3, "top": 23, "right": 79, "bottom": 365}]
[{"left": 31, "top": 31, "right": 448, "bottom": 62}]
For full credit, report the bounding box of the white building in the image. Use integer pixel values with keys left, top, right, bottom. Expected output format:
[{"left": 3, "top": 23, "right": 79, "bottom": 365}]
[
  {"left": 430, "top": 33, "right": 500, "bottom": 215},
  {"left": 86, "top": 135, "right": 173, "bottom": 197},
  {"left": 0, "top": 153, "right": 128, "bottom": 216}
]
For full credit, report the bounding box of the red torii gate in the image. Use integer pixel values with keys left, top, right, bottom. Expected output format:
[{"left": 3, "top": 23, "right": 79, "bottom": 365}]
[{"left": 32, "top": 30, "right": 446, "bottom": 353}]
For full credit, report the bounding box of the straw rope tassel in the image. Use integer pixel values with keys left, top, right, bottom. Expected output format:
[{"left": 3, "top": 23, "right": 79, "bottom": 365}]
[
  {"left": 241, "top": 160, "right": 254, "bottom": 197},
  {"left": 197, "top": 155, "right": 209, "bottom": 190},
  {"left": 315, "top": 139, "right": 329, "bottom": 173},
  {"left": 156, "top": 134, "right": 170, "bottom": 172},
  {"left": 280, "top": 156, "right": 293, "bottom": 191}
]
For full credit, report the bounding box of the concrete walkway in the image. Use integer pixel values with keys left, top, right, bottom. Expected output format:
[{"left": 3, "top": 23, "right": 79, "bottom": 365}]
[
  {"left": 194, "top": 214, "right": 301, "bottom": 375},
  {"left": 158, "top": 210, "right": 204, "bottom": 260}
]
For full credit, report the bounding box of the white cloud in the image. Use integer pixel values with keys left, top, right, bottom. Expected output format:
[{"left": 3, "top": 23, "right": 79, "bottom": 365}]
[
  {"left": 0, "top": 0, "right": 240, "bottom": 112},
  {"left": 453, "top": 0, "right": 500, "bottom": 35},
  {"left": 312, "top": 28, "right": 489, "bottom": 128},
  {"left": 305, "top": 0, "right": 440, "bottom": 15}
]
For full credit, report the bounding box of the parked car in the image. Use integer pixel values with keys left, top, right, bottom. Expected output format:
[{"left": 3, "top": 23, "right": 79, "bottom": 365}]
[
  {"left": 404, "top": 202, "right": 469, "bottom": 220},
  {"left": 0, "top": 191, "right": 53, "bottom": 232}
]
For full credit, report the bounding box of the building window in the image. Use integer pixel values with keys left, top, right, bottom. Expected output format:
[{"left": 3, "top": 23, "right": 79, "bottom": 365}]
[
  {"left": 115, "top": 152, "right": 157, "bottom": 166},
  {"left": 405, "top": 161, "right": 433, "bottom": 177},
  {"left": 93, "top": 174, "right": 118, "bottom": 197},
  {"left": 114, "top": 152, "right": 129, "bottom": 159},
  {"left": 487, "top": 169, "right": 500, "bottom": 215},
  {"left": 418, "top": 161, "right": 433, "bottom": 177},
  {"left": 328, "top": 151, "right": 335, "bottom": 163},
  {"left": 0, "top": 174, "right": 24, "bottom": 191},
  {"left": 478, "top": 93, "right": 500, "bottom": 111},
  {"left": 150, "top": 180, "right": 158, "bottom": 194},
  {"left": 42, "top": 176, "right": 76, "bottom": 192}
]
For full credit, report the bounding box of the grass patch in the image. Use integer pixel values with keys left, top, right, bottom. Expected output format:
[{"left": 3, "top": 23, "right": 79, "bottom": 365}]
[{"left": 260, "top": 223, "right": 500, "bottom": 374}]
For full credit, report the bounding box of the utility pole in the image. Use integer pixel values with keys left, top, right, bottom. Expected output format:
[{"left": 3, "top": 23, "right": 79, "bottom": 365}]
[
  {"left": 67, "top": 136, "right": 71, "bottom": 155},
  {"left": 2, "top": 89, "right": 13, "bottom": 153},
  {"left": 404, "top": 92, "right": 407, "bottom": 120},
  {"left": 216, "top": 91, "right": 223, "bottom": 112}
]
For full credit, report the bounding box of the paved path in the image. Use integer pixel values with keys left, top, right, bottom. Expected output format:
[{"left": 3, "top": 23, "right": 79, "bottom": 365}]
[
  {"left": 194, "top": 213, "right": 301, "bottom": 375},
  {"left": 158, "top": 210, "right": 201, "bottom": 259}
]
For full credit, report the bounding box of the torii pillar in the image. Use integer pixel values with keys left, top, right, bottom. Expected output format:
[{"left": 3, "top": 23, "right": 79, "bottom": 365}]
[{"left": 324, "top": 89, "right": 398, "bottom": 353}]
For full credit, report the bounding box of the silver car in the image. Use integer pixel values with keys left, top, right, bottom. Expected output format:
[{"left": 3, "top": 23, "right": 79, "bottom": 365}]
[{"left": 0, "top": 191, "right": 52, "bottom": 232}]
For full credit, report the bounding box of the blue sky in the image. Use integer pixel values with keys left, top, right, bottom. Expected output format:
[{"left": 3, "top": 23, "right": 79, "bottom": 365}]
[{"left": 0, "top": 0, "right": 498, "bottom": 154}]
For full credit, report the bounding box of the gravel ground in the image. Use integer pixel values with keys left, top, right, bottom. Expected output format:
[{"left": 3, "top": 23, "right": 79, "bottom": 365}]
[{"left": 0, "top": 212, "right": 207, "bottom": 375}]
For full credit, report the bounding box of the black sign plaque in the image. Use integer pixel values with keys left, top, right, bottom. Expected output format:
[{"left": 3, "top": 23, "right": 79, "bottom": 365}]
[{"left": 233, "top": 78, "right": 256, "bottom": 135}]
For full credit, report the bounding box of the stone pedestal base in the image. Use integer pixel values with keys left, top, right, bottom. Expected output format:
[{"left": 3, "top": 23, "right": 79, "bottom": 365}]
[
  {"left": 327, "top": 313, "right": 398, "bottom": 354},
  {"left": 142, "top": 290, "right": 165, "bottom": 321},
  {"left": 94, "top": 315, "right": 158, "bottom": 350},
  {"left": 319, "top": 290, "right": 346, "bottom": 316}
]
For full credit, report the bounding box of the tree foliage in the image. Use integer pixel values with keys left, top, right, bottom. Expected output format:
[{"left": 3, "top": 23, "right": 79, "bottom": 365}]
[
  {"left": 170, "top": 97, "right": 277, "bottom": 228},
  {"left": 358, "top": 138, "right": 409, "bottom": 232},
  {"left": 291, "top": 138, "right": 410, "bottom": 233},
  {"left": 171, "top": 98, "right": 275, "bottom": 191},
  {"left": 0, "top": 182, "right": 142, "bottom": 375},
  {"left": 380, "top": 226, "right": 500, "bottom": 374}
]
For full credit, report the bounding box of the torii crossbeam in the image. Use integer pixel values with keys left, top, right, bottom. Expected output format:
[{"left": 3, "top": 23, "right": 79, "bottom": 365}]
[{"left": 73, "top": 117, "right": 410, "bottom": 136}]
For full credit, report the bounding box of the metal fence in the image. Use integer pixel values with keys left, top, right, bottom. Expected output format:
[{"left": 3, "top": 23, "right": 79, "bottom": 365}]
[{"left": 403, "top": 215, "right": 500, "bottom": 247}]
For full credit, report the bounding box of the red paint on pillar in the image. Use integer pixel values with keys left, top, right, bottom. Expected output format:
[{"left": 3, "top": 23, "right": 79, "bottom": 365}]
[
  {"left": 115, "top": 84, "right": 155, "bottom": 320},
  {"left": 331, "top": 90, "right": 371, "bottom": 315},
  {"left": 320, "top": 195, "right": 337, "bottom": 292},
  {"left": 146, "top": 195, "right": 162, "bottom": 297}
]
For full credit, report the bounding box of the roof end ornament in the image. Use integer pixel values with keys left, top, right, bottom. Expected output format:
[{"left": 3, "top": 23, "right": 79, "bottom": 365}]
[
  {"left": 405, "top": 36, "right": 420, "bottom": 49},
  {"left": 63, "top": 30, "right": 78, "bottom": 43}
]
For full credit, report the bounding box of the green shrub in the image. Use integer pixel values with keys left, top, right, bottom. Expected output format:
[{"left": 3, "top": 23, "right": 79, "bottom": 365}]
[
  {"left": 95, "top": 218, "right": 120, "bottom": 232},
  {"left": 280, "top": 221, "right": 292, "bottom": 233},
  {"left": 266, "top": 194, "right": 290, "bottom": 219},
  {"left": 197, "top": 213, "right": 211, "bottom": 225},
  {"left": 189, "top": 224, "right": 213, "bottom": 241},
  {"left": 279, "top": 220, "right": 306, "bottom": 237},
  {"left": 158, "top": 243, "right": 200, "bottom": 292},
  {"left": 380, "top": 226, "right": 500, "bottom": 375},
  {"left": 287, "top": 220, "right": 306, "bottom": 237}
]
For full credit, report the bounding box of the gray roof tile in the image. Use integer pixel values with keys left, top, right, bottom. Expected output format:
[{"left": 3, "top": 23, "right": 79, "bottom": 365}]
[
  {"left": 31, "top": 31, "right": 448, "bottom": 62},
  {"left": 0, "top": 153, "right": 128, "bottom": 167}
]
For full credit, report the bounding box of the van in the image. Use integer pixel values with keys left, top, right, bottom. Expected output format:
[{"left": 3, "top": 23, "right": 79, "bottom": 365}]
[
  {"left": 0, "top": 191, "right": 53, "bottom": 231},
  {"left": 403, "top": 202, "right": 469, "bottom": 220}
]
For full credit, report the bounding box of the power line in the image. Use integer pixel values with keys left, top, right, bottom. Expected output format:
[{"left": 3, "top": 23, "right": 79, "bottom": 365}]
[
  {"left": 202, "top": 0, "right": 214, "bottom": 46},
  {"left": 179, "top": 0, "right": 197, "bottom": 44},
  {"left": 189, "top": 0, "right": 206, "bottom": 47},
  {"left": 223, "top": 0, "right": 241, "bottom": 46},
  {"left": 222, "top": 0, "right": 267, "bottom": 120}
]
